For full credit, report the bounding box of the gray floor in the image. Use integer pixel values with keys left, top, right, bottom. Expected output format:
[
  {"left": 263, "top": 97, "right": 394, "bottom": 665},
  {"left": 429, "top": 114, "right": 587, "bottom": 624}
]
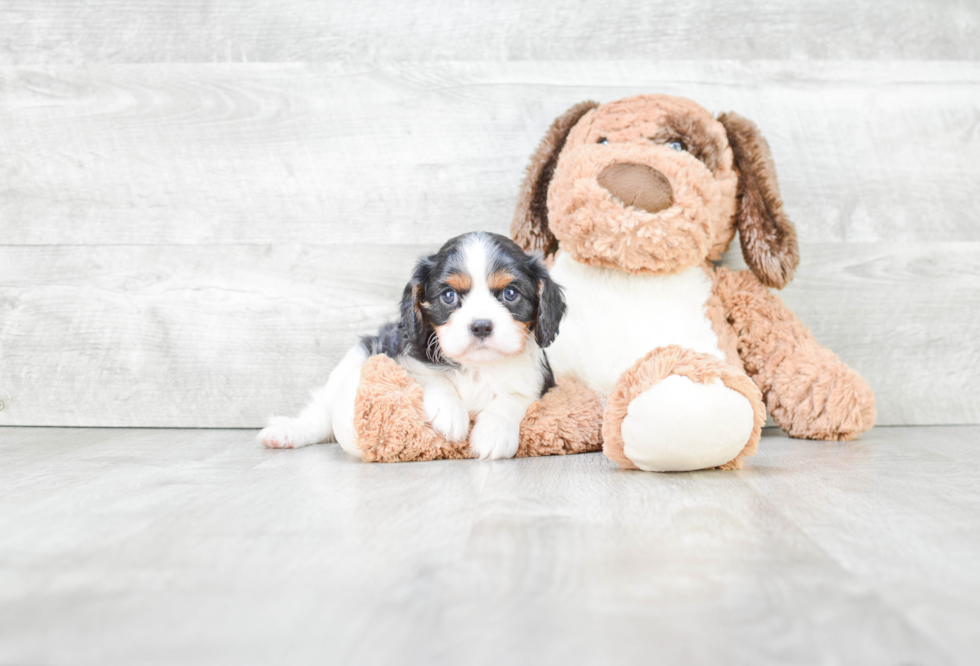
[{"left": 2, "top": 426, "right": 978, "bottom": 666}]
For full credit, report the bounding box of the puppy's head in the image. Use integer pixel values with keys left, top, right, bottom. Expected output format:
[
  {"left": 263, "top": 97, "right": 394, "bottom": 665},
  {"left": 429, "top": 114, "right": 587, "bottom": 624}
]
[
  {"left": 512, "top": 94, "right": 799, "bottom": 288},
  {"left": 401, "top": 232, "right": 565, "bottom": 365}
]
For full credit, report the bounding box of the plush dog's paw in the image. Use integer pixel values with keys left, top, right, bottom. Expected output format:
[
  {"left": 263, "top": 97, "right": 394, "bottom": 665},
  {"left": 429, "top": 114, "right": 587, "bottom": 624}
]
[
  {"left": 258, "top": 416, "right": 320, "bottom": 449},
  {"left": 619, "top": 376, "right": 754, "bottom": 471},
  {"left": 775, "top": 364, "right": 877, "bottom": 441},
  {"left": 469, "top": 414, "right": 520, "bottom": 461},
  {"left": 424, "top": 393, "right": 470, "bottom": 443}
]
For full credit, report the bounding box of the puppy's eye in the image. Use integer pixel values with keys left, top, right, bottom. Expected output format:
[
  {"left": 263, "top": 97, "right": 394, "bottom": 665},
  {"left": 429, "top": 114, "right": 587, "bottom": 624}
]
[
  {"left": 502, "top": 287, "right": 519, "bottom": 303},
  {"left": 667, "top": 140, "right": 685, "bottom": 151},
  {"left": 597, "top": 137, "right": 609, "bottom": 145},
  {"left": 441, "top": 290, "right": 458, "bottom": 306}
]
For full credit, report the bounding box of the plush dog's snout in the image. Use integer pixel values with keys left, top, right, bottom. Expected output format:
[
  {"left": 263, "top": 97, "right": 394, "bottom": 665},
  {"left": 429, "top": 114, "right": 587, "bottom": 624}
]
[
  {"left": 469, "top": 320, "right": 493, "bottom": 339},
  {"left": 597, "top": 163, "right": 674, "bottom": 214}
]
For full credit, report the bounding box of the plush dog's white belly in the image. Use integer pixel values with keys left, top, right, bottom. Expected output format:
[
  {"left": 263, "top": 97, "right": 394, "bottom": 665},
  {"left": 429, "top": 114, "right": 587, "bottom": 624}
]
[{"left": 547, "top": 252, "right": 724, "bottom": 397}]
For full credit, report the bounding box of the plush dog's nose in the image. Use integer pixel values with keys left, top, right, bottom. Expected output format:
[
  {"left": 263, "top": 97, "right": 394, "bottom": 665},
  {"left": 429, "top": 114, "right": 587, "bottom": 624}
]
[
  {"left": 597, "top": 163, "right": 674, "bottom": 214},
  {"left": 469, "top": 320, "right": 493, "bottom": 339}
]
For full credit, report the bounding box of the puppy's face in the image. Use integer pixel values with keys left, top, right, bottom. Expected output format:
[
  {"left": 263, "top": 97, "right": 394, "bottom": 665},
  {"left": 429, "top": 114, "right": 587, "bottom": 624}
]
[
  {"left": 547, "top": 94, "right": 739, "bottom": 275},
  {"left": 401, "top": 232, "right": 565, "bottom": 365}
]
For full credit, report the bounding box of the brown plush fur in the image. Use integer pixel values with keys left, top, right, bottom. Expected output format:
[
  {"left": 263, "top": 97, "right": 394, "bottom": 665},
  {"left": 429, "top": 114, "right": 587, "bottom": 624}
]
[
  {"left": 712, "top": 268, "right": 876, "bottom": 440},
  {"left": 515, "top": 377, "right": 605, "bottom": 458},
  {"left": 602, "top": 345, "right": 766, "bottom": 471},
  {"left": 717, "top": 112, "right": 800, "bottom": 289},
  {"left": 511, "top": 95, "right": 801, "bottom": 285},
  {"left": 702, "top": 264, "right": 743, "bottom": 369},
  {"left": 353, "top": 355, "right": 604, "bottom": 462},
  {"left": 542, "top": 95, "right": 739, "bottom": 275},
  {"left": 513, "top": 101, "right": 599, "bottom": 257},
  {"left": 352, "top": 355, "right": 468, "bottom": 462}
]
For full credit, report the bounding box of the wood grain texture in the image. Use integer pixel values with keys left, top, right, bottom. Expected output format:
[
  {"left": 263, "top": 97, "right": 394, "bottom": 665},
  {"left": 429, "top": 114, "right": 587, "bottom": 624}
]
[
  {"left": 1, "top": 425, "right": 977, "bottom": 664},
  {"left": 2, "top": 63, "right": 977, "bottom": 427},
  {"left": 739, "top": 426, "right": 980, "bottom": 663},
  {"left": 0, "top": 244, "right": 413, "bottom": 427},
  {"left": 1, "top": 61, "right": 978, "bottom": 247},
  {"left": 0, "top": 242, "right": 976, "bottom": 428},
  {"left": 1, "top": 1, "right": 978, "bottom": 63}
]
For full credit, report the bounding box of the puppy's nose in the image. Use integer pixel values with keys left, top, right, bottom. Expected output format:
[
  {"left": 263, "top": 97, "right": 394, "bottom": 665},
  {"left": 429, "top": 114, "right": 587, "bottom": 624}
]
[
  {"left": 469, "top": 320, "right": 493, "bottom": 339},
  {"left": 597, "top": 163, "right": 674, "bottom": 214}
]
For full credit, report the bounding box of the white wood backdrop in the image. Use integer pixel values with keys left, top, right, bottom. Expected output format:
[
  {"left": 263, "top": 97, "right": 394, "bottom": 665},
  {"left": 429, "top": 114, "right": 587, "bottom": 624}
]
[{"left": 0, "top": 4, "right": 978, "bottom": 427}]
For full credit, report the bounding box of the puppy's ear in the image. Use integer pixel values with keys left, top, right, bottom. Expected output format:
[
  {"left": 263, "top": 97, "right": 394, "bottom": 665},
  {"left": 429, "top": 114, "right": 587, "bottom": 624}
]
[
  {"left": 529, "top": 257, "right": 566, "bottom": 348},
  {"left": 512, "top": 101, "right": 598, "bottom": 258},
  {"left": 399, "top": 256, "right": 435, "bottom": 350},
  {"left": 718, "top": 112, "right": 799, "bottom": 289}
]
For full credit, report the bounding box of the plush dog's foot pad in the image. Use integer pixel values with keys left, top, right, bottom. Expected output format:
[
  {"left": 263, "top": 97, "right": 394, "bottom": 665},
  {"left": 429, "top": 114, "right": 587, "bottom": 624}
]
[
  {"left": 353, "top": 355, "right": 604, "bottom": 463},
  {"left": 602, "top": 345, "right": 766, "bottom": 472}
]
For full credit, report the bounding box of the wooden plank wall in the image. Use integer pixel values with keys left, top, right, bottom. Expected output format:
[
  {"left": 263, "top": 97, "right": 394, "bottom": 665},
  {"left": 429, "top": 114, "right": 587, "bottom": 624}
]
[{"left": 1, "top": 3, "right": 978, "bottom": 428}]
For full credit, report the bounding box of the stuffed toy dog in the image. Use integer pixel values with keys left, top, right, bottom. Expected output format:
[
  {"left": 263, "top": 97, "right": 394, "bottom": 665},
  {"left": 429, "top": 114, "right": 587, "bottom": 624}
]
[{"left": 351, "top": 93, "right": 876, "bottom": 471}]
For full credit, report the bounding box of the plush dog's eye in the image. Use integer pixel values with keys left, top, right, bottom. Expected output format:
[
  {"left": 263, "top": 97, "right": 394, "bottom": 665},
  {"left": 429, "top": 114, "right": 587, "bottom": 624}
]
[
  {"left": 667, "top": 140, "right": 684, "bottom": 151},
  {"left": 502, "top": 287, "right": 519, "bottom": 302},
  {"left": 597, "top": 137, "right": 609, "bottom": 145},
  {"left": 441, "top": 290, "right": 458, "bottom": 306}
]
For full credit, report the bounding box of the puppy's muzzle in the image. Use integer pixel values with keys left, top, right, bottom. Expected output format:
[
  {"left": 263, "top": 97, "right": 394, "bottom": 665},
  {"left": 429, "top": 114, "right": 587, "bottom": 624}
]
[{"left": 597, "top": 163, "right": 674, "bottom": 214}]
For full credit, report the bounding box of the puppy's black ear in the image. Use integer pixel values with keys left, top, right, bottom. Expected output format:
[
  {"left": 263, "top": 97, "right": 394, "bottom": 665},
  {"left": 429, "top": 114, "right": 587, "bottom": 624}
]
[
  {"left": 529, "top": 257, "right": 566, "bottom": 348},
  {"left": 400, "top": 256, "right": 435, "bottom": 350}
]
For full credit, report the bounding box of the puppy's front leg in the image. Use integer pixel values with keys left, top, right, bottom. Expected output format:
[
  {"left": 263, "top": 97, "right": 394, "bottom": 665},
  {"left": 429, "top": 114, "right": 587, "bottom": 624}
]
[
  {"left": 419, "top": 375, "right": 470, "bottom": 443},
  {"left": 469, "top": 394, "right": 534, "bottom": 460}
]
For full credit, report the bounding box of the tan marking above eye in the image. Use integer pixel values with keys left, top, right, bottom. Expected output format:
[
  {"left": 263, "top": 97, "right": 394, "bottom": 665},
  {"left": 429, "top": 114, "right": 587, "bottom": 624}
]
[
  {"left": 488, "top": 271, "right": 514, "bottom": 291},
  {"left": 445, "top": 273, "right": 471, "bottom": 292}
]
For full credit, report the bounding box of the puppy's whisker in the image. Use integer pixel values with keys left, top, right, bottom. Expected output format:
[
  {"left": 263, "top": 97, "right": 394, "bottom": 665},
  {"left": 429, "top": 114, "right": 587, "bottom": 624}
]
[{"left": 426, "top": 331, "right": 443, "bottom": 364}]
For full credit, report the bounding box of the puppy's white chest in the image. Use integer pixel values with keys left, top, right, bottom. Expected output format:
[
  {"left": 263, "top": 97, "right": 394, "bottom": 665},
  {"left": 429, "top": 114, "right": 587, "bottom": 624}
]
[
  {"left": 547, "top": 253, "right": 724, "bottom": 396},
  {"left": 444, "top": 345, "right": 544, "bottom": 415},
  {"left": 449, "top": 370, "right": 496, "bottom": 413}
]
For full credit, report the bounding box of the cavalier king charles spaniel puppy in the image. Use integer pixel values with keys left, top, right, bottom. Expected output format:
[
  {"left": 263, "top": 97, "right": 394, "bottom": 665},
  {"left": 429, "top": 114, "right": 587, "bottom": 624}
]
[{"left": 259, "top": 231, "right": 566, "bottom": 460}]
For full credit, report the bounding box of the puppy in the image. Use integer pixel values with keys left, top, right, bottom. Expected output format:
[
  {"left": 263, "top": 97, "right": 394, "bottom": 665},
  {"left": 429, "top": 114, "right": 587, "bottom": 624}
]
[{"left": 258, "top": 231, "right": 566, "bottom": 460}]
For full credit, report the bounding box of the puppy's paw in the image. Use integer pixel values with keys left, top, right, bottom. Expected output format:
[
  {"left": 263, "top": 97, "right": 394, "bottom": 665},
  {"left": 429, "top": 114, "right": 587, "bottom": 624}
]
[
  {"left": 258, "top": 416, "right": 320, "bottom": 449},
  {"left": 469, "top": 414, "right": 520, "bottom": 461},
  {"left": 424, "top": 393, "right": 470, "bottom": 443}
]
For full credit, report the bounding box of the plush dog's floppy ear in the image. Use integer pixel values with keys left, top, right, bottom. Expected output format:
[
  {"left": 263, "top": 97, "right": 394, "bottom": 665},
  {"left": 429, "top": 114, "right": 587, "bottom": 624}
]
[
  {"left": 512, "top": 101, "right": 599, "bottom": 257},
  {"left": 718, "top": 112, "right": 799, "bottom": 289},
  {"left": 528, "top": 256, "right": 566, "bottom": 348},
  {"left": 399, "top": 256, "right": 435, "bottom": 351}
]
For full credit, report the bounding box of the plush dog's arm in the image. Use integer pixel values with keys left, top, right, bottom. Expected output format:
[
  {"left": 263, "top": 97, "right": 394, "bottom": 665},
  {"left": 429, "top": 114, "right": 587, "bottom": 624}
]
[
  {"left": 712, "top": 267, "right": 876, "bottom": 440},
  {"left": 353, "top": 355, "right": 604, "bottom": 463}
]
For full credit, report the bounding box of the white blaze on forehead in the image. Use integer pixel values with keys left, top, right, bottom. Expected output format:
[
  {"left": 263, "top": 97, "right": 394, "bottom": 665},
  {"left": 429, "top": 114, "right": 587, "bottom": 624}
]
[
  {"left": 461, "top": 233, "right": 490, "bottom": 293},
  {"left": 436, "top": 234, "right": 528, "bottom": 362}
]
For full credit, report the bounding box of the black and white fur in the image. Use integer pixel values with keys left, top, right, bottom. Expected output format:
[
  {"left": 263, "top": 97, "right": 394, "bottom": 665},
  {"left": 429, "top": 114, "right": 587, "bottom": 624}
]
[{"left": 258, "top": 232, "right": 566, "bottom": 460}]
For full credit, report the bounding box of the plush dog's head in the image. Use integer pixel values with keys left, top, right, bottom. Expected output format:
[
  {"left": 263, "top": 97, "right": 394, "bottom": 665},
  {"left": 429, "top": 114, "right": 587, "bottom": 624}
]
[
  {"left": 401, "top": 232, "right": 565, "bottom": 365},
  {"left": 512, "top": 94, "right": 799, "bottom": 288}
]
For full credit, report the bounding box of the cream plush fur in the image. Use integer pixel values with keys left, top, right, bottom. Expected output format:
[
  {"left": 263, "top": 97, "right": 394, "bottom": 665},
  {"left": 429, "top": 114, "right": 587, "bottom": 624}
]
[{"left": 546, "top": 252, "right": 726, "bottom": 394}]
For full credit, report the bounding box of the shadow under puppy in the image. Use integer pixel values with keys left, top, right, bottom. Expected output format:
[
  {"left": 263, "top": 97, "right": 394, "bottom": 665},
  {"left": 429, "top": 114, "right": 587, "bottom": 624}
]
[{"left": 259, "top": 231, "right": 567, "bottom": 460}]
